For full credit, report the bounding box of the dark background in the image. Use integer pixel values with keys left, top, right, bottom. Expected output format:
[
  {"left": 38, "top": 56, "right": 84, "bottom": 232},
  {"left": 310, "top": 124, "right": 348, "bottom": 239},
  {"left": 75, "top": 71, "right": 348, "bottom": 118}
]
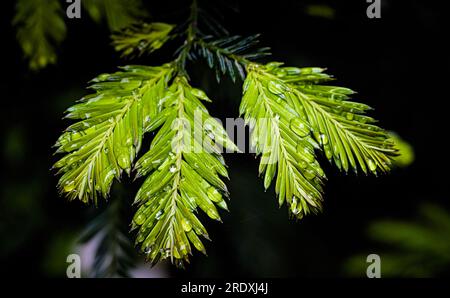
[{"left": 0, "top": 0, "right": 449, "bottom": 277}]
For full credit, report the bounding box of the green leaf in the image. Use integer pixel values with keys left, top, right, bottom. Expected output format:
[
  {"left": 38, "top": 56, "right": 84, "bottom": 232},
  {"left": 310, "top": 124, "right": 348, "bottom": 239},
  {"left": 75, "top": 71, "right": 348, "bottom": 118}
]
[
  {"left": 389, "top": 132, "right": 415, "bottom": 168},
  {"left": 13, "top": 0, "right": 67, "bottom": 70},
  {"left": 112, "top": 22, "right": 175, "bottom": 58},
  {"left": 53, "top": 64, "right": 174, "bottom": 204},
  {"left": 269, "top": 62, "right": 397, "bottom": 174},
  {"left": 82, "top": 0, "right": 148, "bottom": 32},
  {"left": 132, "top": 77, "right": 237, "bottom": 267},
  {"left": 240, "top": 64, "right": 325, "bottom": 219},
  {"left": 194, "top": 35, "right": 271, "bottom": 82}
]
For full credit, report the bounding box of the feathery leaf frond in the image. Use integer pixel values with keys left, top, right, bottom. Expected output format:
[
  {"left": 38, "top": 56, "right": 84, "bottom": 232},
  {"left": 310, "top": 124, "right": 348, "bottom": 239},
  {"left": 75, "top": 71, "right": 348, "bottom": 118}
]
[
  {"left": 79, "top": 198, "right": 137, "bottom": 278},
  {"left": 240, "top": 63, "right": 325, "bottom": 219},
  {"left": 53, "top": 64, "right": 174, "bottom": 204},
  {"left": 345, "top": 204, "right": 450, "bottom": 277},
  {"left": 268, "top": 62, "right": 397, "bottom": 174},
  {"left": 83, "top": 0, "right": 148, "bottom": 32},
  {"left": 132, "top": 77, "right": 238, "bottom": 267},
  {"left": 13, "top": 0, "right": 66, "bottom": 70},
  {"left": 194, "top": 35, "right": 271, "bottom": 82},
  {"left": 112, "top": 22, "right": 175, "bottom": 58}
]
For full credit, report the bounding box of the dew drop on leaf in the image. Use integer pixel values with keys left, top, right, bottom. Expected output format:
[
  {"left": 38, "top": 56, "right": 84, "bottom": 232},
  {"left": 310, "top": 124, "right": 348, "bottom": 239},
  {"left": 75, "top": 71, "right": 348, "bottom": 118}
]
[
  {"left": 155, "top": 210, "right": 164, "bottom": 220},
  {"left": 324, "top": 145, "right": 333, "bottom": 160},
  {"left": 320, "top": 134, "right": 329, "bottom": 145},
  {"left": 290, "top": 118, "right": 310, "bottom": 137},
  {"left": 303, "top": 169, "right": 315, "bottom": 180},
  {"left": 117, "top": 154, "right": 130, "bottom": 169},
  {"left": 207, "top": 187, "right": 222, "bottom": 202},
  {"left": 181, "top": 218, "right": 192, "bottom": 232},
  {"left": 367, "top": 159, "right": 377, "bottom": 172},
  {"left": 64, "top": 180, "right": 75, "bottom": 192},
  {"left": 268, "top": 81, "right": 284, "bottom": 95},
  {"left": 134, "top": 213, "right": 146, "bottom": 225}
]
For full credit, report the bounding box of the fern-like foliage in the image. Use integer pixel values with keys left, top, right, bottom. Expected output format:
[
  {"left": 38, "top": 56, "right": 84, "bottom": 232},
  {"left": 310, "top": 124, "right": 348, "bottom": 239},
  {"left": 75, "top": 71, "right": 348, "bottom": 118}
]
[
  {"left": 269, "top": 63, "right": 397, "bottom": 174},
  {"left": 241, "top": 63, "right": 325, "bottom": 218},
  {"left": 53, "top": 64, "right": 174, "bottom": 203},
  {"left": 131, "top": 76, "right": 238, "bottom": 267},
  {"left": 345, "top": 203, "right": 450, "bottom": 277},
  {"left": 79, "top": 197, "right": 137, "bottom": 277},
  {"left": 83, "top": 0, "right": 148, "bottom": 32},
  {"left": 240, "top": 62, "right": 397, "bottom": 217},
  {"left": 51, "top": 0, "right": 399, "bottom": 269},
  {"left": 194, "top": 35, "right": 271, "bottom": 82},
  {"left": 13, "top": 0, "right": 67, "bottom": 70},
  {"left": 112, "top": 22, "right": 175, "bottom": 58},
  {"left": 13, "top": 0, "right": 150, "bottom": 70}
]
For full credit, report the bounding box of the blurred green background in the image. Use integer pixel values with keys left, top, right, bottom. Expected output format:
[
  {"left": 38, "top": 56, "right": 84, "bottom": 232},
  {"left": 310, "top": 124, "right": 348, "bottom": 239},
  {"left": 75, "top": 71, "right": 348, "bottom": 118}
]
[{"left": 0, "top": 0, "right": 449, "bottom": 278}]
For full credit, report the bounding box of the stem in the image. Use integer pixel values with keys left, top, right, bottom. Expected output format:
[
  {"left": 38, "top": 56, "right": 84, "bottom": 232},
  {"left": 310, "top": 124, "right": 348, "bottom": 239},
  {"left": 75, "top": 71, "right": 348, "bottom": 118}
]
[
  {"left": 175, "top": 0, "right": 199, "bottom": 74},
  {"left": 195, "top": 37, "right": 252, "bottom": 67}
]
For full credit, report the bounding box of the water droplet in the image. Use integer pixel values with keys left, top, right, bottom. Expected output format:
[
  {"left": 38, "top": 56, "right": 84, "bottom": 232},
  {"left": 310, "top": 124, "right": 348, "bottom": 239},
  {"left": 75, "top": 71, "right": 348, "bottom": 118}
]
[
  {"left": 367, "top": 159, "right": 377, "bottom": 172},
  {"left": 175, "top": 259, "right": 184, "bottom": 268},
  {"left": 138, "top": 41, "right": 147, "bottom": 51},
  {"left": 303, "top": 169, "right": 315, "bottom": 180},
  {"left": 117, "top": 154, "right": 130, "bottom": 170},
  {"left": 144, "top": 246, "right": 152, "bottom": 254},
  {"left": 207, "top": 187, "right": 222, "bottom": 202},
  {"left": 290, "top": 118, "right": 310, "bottom": 137},
  {"left": 181, "top": 218, "right": 192, "bottom": 232},
  {"left": 298, "top": 160, "right": 308, "bottom": 169},
  {"left": 324, "top": 145, "right": 333, "bottom": 160},
  {"left": 169, "top": 165, "right": 177, "bottom": 173},
  {"left": 291, "top": 196, "right": 297, "bottom": 206},
  {"left": 64, "top": 180, "right": 75, "bottom": 192},
  {"left": 134, "top": 213, "right": 146, "bottom": 225},
  {"left": 320, "top": 134, "right": 329, "bottom": 145},
  {"left": 155, "top": 210, "right": 164, "bottom": 220},
  {"left": 207, "top": 209, "right": 220, "bottom": 220},
  {"left": 268, "top": 81, "right": 285, "bottom": 95},
  {"left": 103, "top": 147, "right": 109, "bottom": 154}
]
